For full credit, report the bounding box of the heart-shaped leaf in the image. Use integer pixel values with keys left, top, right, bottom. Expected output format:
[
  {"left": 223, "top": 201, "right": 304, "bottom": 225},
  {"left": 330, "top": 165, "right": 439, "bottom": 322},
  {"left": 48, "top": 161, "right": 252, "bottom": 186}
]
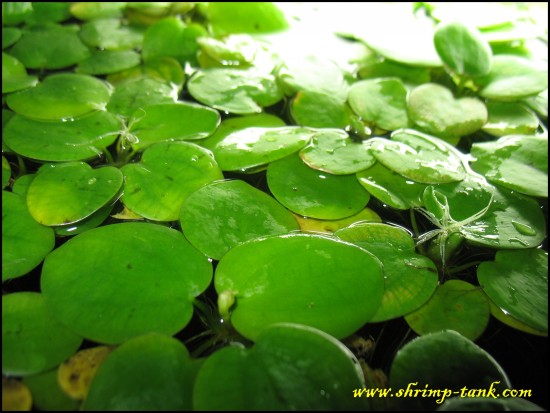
[
  {"left": 369, "top": 129, "right": 467, "bottom": 184},
  {"left": 336, "top": 222, "right": 439, "bottom": 322},
  {"left": 299, "top": 129, "right": 376, "bottom": 175},
  {"left": 83, "top": 334, "right": 196, "bottom": 411},
  {"left": 180, "top": 179, "right": 299, "bottom": 260},
  {"left": 41, "top": 222, "right": 213, "bottom": 344},
  {"left": 356, "top": 162, "right": 427, "bottom": 210},
  {"left": 214, "top": 233, "right": 384, "bottom": 340},
  {"left": 193, "top": 323, "right": 367, "bottom": 411},
  {"left": 405, "top": 280, "right": 490, "bottom": 340},
  {"left": 3, "top": 111, "right": 121, "bottom": 162},
  {"left": 27, "top": 162, "right": 123, "bottom": 226},
  {"left": 477, "top": 249, "right": 548, "bottom": 334},
  {"left": 390, "top": 330, "right": 510, "bottom": 410},
  {"left": 187, "top": 68, "right": 283, "bottom": 115},
  {"left": 2, "top": 292, "right": 83, "bottom": 376},
  {"left": 2, "top": 191, "right": 55, "bottom": 282},
  {"left": 470, "top": 135, "right": 548, "bottom": 198},
  {"left": 121, "top": 141, "right": 223, "bottom": 221},
  {"left": 9, "top": 23, "right": 91, "bottom": 69},
  {"left": 127, "top": 102, "right": 220, "bottom": 151},
  {"left": 348, "top": 78, "right": 409, "bottom": 131},
  {"left": 434, "top": 21, "right": 492, "bottom": 77},
  {"left": 7, "top": 73, "right": 112, "bottom": 121},
  {"left": 477, "top": 55, "right": 548, "bottom": 101},
  {"left": 408, "top": 83, "right": 487, "bottom": 139},
  {"left": 267, "top": 153, "right": 371, "bottom": 220}
]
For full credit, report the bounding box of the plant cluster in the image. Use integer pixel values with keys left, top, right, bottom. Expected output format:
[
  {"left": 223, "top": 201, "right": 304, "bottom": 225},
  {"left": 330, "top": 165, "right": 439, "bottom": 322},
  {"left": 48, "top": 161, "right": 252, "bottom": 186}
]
[{"left": 2, "top": 2, "right": 548, "bottom": 411}]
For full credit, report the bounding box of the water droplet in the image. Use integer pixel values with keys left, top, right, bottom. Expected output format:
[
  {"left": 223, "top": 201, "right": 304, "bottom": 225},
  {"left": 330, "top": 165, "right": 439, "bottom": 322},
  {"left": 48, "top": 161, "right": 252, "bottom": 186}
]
[
  {"left": 191, "top": 155, "right": 199, "bottom": 162},
  {"left": 512, "top": 221, "right": 536, "bottom": 236},
  {"left": 88, "top": 178, "right": 97, "bottom": 185},
  {"left": 507, "top": 286, "right": 518, "bottom": 305},
  {"left": 318, "top": 174, "right": 326, "bottom": 180}
]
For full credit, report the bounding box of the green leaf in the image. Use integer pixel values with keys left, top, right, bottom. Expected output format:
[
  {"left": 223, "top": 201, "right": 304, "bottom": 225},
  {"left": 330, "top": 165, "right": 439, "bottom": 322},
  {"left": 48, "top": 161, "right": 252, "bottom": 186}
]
[
  {"left": 482, "top": 102, "right": 539, "bottom": 137},
  {"left": 41, "top": 222, "right": 213, "bottom": 344},
  {"left": 193, "top": 324, "right": 367, "bottom": 411},
  {"left": 75, "top": 50, "right": 141, "bottom": 75},
  {"left": 2, "top": 292, "right": 83, "bottom": 376},
  {"left": 477, "top": 249, "right": 548, "bottom": 334},
  {"left": 2, "top": 27, "right": 22, "bottom": 49},
  {"left": 470, "top": 135, "right": 548, "bottom": 197},
  {"left": 83, "top": 334, "right": 195, "bottom": 411},
  {"left": 214, "top": 233, "right": 384, "bottom": 340},
  {"left": 128, "top": 102, "right": 220, "bottom": 151},
  {"left": 79, "top": 18, "right": 144, "bottom": 51},
  {"left": 290, "top": 91, "right": 353, "bottom": 129},
  {"left": 2, "top": 191, "right": 55, "bottom": 282},
  {"left": 7, "top": 73, "right": 112, "bottom": 121},
  {"left": 356, "top": 162, "right": 427, "bottom": 210},
  {"left": 24, "top": 2, "right": 71, "bottom": 25},
  {"left": 434, "top": 21, "right": 492, "bottom": 77},
  {"left": 106, "top": 77, "right": 177, "bottom": 117},
  {"left": 405, "top": 280, "right": 490, "bottom": 340},
  {"left": 267, "top": 153, "right": 371, "bottom": 220},
  {"left": 180, "top": 179, "right": 299, "bottom": 260},
  {"left": 2, "top": 52, "right": 38, "bottom": 93},
  {"left": 390, "top": 330, "right": 510, "bottom": 410},
  {"left": 293, "top": 208, "right": 381, "bottom": 234},
  {"left": 205, "top": 126, "right": 315, "bottom": 172},
  {"left": 299, "top": 129, "right": 376, "bottom": 175},
  {"left": 26, "top": 162, "right": 123, "bottom": 226},
  {"left": 477, "top": 55, "right": 548, "bottom": 101},
  {"left": 348, "top": 78, "right": 409, "bottom": 131},
  {"left": 142, "top": 17, "right": 206, "bottom": 66},
  {"left": 336, "top": 222, "right": 438, "bottom": 322},
  {"left": 2, "top": 111, "right": 121, "bottom": 162},
  {"left": 188, "top": 68, "right": 283, "bottom": 115},
  {"left": 369, "top": 129, "right": 467, "bottom": 184},
  {"left": 69, "top": 2, "right": 126, "bottom": 20},
  {"left": 408, "top": 83, "right": 487, "bottom": 139},
  {"left": 9, "top": 23, "right": 91, "bottom": 70},
  {"left": 121, "top": 141, "right": 223, "bottom": 221},
  {"left": 2, "top": 2, "right": 33, "bottom": 26},
  {"left": 206, "top": 2, "right": 288, "bottom": 36}
]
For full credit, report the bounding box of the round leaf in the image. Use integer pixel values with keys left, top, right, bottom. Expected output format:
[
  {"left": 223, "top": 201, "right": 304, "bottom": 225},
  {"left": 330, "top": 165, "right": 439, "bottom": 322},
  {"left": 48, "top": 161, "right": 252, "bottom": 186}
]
[
  {"left": 336, "top": 222, "right": 439, "bottom": 322},
  {"left": 70, "top": 2, "right": 126, "bottom": 20},
  {"left": 408, "top": 83, "right": 487, "bottom": 139},
  {"left": 180, "top": 179, "right": 299, "bottom": 260},
  {"left": 187, "top": 68, "right": 283, "bottom": 115},
  {"left": 83, "top": 334, "right": 194, "bottom": 411},
  {"left": 434, "top": 21, "right": 492, "bottom": 77},
  {"left": 2, "top": 191, "right": 55, "bottom": 282},
  {"left": 369, "top": 129, "right": 467, "bottom": 184},
  {"left": 348, "top": 78, "right": 409, "bottom": 131},
  {"left": 356, "top": 162, "right": 427, "bottom": 210},
  {"left": 7, "top": 74, "right": 112, "bottom": 121},
  {"left": 268, "top": 153, "right": 371, "bottom": 219},
  {"left": 2, "top": 53, "right": 38, "bottom": 93},
  {"left": 2, "top": 111, "right": 121, "bottom": 162},
  {"left": 206, "top": 126, "right": 315, "bottom": 172},
  {"left": 193, "top": 323, "right": 366, "bottom": 411},
  {"left": 9, "top": 23, "right": 91, "bottom": 69},
  {"left": 482, "top": 102, "right": 539, "bottom": 137},
  {"left": 79, "top": 18, "right": 144, "bottom": 51},
  {"left": 106, "top": 77, "right": 177, "bottom": 117},
  {"left": 128, "top": 102, "right": 220, "bottom": 151},
  {"left": 2, "top": 292, "right": 83, "bottom": 376},
  {"left": 27, "top": 162, "right": 123, "bottom": 226},
  {"left": 470, "top": 135, "right": 548, "bottom": 198},
  {"left": 390, "top": 330, "right": 510, "bottom": 410},
  {"left": 290, "top": 91, "right": 352, "bottom": 129},
  {"left": 206, "top": 2, "right": 288, "bottom": 36},
  {"left": 477, "top": 249, "right": 548, "bottom": 334},
  {"left": 299, "top": 129, "right": 376, "bottom": 175},
  {"left": 121, "top": 141, "right": 223, "bottom": 221},
  {"left": 75, "top": 50, "right": 140, "bottom": 75},
  {"left": 405, "top": 280, "right": 490, "bottom": 340},
  {"left": 478, "top": 55, "right": 548, "bottom": 101},
  {"left": 214, "top": 233, "right": 384, "bottom": 340},
  {"left": 41, "top": 222, "right": 213, "bottom": 344},
  {"left": 2, "top": 27, "right": 22, "bottom": 49}
]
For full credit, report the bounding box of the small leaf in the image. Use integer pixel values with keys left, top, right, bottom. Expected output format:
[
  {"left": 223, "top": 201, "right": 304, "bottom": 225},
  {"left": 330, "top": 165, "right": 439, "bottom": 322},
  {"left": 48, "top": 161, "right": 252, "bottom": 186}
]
[
  {"left": 434, "top": 21, "right": 492, "bottom": 77},
  {"left": 75, "top": 50, "right": 141, "bottom": 75},
  {"left": 482, "top": 102, "right": 539, "bottom": 137}
]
